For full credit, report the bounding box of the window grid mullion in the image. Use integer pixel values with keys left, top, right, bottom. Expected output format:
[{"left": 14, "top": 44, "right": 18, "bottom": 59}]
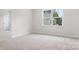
[{"left": 51, "top": 10, "right": 53, "bottom": 25}]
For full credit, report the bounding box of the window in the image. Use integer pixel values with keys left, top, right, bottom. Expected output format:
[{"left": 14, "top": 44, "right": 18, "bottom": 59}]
[
  {"left": 43, "top": 9, "right": 63, "bottom": 26},
  {"left": 3, "top": 11, "right": 11, "bottom": 31},
  {"left": 43, "top": 10, "right": 51, "bottom": 25}
]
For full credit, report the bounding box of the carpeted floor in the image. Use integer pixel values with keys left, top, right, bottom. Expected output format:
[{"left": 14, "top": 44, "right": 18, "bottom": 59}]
[{"left": 0, "top": 34, "right": 79, "bottom": 50}]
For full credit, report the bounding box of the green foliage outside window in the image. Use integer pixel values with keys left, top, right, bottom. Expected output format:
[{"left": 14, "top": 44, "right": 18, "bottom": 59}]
[
  {"left": 53, "top": 10, "right": 62, "bottom": 26},
  {"left": 53, "top": 18, "right": 62, "bottom": 25},
  {"left": 53, "top": 12, "right": 59, "bottom": 17}
]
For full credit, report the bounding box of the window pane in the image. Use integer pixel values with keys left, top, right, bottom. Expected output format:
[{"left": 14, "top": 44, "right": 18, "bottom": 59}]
[
  {"left": 3, "top": 11, "right": 11, "bottom": 31},
  {"left": 44, "top": 18, "right": 51, "bottom": 25},
  {"left": 43, "top": 10, "right": 51, "bottom": 17},
  {"left": 53, "top": 18, "right": 62, "bottom": 25},
  {"left": 53, "top": 9, "right": 63, "bottom": 17},
  {"left": 53, "top": 9, "right": 63, "bottom": 26}
]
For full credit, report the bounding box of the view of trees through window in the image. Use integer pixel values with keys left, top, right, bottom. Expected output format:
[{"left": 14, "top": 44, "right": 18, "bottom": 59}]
[{"left": 43, "top": 9, "right": 63, "bottom": 26}]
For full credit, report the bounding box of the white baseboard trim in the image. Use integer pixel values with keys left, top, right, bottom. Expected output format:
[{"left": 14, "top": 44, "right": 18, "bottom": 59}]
[
  {"left": 33, "top": 32, "right": 79, "bottom": 39},
  {"left": 12, "top": 33, "right": 27, "bottom": 38}
]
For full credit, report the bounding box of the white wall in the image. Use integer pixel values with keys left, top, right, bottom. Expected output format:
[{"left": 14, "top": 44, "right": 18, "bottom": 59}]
[
  {"left": 11, "top": 9, "right": 32, "bottom": 37},
  {"left": 0, "top": 15, "right": 3, "bottom": 32},
  {"left": 32, "top": 9, "right": 79, "bottom": 38}
]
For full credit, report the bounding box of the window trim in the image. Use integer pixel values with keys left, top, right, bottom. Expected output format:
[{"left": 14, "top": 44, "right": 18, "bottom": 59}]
[{"left": 42, "top": 9, "right": 64, "bottom": 27}]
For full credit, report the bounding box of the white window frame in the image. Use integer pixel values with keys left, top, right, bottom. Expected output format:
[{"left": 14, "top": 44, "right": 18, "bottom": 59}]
[{"left": 42, "top": 9, "right": 63, "bottom": 26}]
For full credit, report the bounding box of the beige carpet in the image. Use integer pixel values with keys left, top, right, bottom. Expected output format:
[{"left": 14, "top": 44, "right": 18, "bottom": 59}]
[{"left": 0, "top": 34, "right": 79, "bottom": 50}]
